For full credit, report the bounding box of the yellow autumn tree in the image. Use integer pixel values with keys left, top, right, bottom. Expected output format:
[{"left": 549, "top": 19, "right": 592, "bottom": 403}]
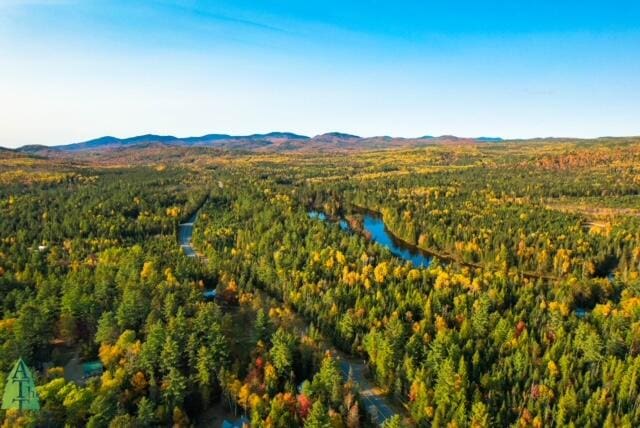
[{"left": 374, "top": 262, "right": 389, "bottom": 283}]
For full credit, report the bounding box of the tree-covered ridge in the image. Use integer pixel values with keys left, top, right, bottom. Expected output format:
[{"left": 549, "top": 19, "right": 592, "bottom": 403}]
[{"left": 1, "top": 139, "right": 640, "bottom": 426}]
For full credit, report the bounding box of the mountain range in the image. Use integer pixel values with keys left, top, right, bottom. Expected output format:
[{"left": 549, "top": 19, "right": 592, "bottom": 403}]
[{"left": 14, "top": 132, "right": 504, "bottom": 154}]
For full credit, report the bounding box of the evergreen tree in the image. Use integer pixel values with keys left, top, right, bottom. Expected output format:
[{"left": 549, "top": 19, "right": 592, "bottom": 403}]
[{"left": 304, "top": 401, "right": 331, "bottom": 428}]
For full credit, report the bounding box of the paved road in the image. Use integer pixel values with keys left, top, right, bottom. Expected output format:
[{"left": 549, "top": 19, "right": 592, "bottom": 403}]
[
  {"left": 178, "top": 211, "right": 198, "bottom": 257},
  {"left": 337, "top": 354, "right": 398, "bottom": 425},
  {"left": 180, "top": 204, "right": 404, "bottom": 426}
]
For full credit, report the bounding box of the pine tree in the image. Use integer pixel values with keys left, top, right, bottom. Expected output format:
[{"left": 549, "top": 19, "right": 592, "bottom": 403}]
[
  {"left": 162, "top": 368, "right": 187, "bottom": 410},
  {"left": 304, "top": 401, "right": 331, "bottom": 428},
  {"left": 136, "top": 397, "right": 156, "bottom": 426},
  {"left": 270, "top": 328, "right": 296, "bottom": 378},
  {"left": 255, "top": 309, "right": 273, "bottom": 344},
  {"left": 434, "top": 358, "right": 456, "bottom": 416},
  {"left": 470, "top": 401, "right": 489, "bottom": 427}
]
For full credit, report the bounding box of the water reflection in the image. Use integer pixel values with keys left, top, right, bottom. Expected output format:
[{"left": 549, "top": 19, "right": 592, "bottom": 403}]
[
  {"left": 308, "top": 210, "right": 431, "bottom": 268},
  {"left": 362, "top": 215, "right": 431, "bottom": 268}
]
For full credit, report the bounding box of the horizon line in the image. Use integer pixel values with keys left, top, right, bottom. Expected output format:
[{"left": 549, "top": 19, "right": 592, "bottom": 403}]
[{"left": 4, "top": 132, "right": 640, "bottom": 151}]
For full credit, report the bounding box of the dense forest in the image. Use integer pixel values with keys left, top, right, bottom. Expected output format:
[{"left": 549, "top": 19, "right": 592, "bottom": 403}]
[{"left": 2, "top": 139, "right": 640, "bottom": 426}]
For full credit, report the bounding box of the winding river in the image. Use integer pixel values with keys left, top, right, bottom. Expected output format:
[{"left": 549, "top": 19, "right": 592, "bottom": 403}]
[
  {"left": 308, "top": 210, "right": 432, "bottom": 268},
  {"left": 309, "top": 209, "right": 616, "bottom": 319}
]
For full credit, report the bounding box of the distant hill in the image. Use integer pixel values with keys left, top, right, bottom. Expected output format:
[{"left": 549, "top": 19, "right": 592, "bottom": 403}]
[
  {"left": 0, "top": 146, "right": 33, "bottom": 158},
  {"left": 0, "top": 145, "right": 50, "bottom": 163},
  {"left": 47, "top": 132, "right": 310, "bottom": 152},
  {"left": 314, "top": 132, "right": 361, "bottom": 140},
  {"left": 0, "top": 147, "right": 18, "bottom": 161},
  {"left": 15, "top": 131, "right": 507, "bottom": 155}
]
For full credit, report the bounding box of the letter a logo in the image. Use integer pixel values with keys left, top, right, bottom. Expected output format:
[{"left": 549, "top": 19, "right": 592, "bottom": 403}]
[{"left": 1, "top": 358, "right": 40, "bottom": 411}]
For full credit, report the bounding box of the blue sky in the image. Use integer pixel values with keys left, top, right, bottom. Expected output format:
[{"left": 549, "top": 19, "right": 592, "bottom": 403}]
[{"left": 1, "top": 0, "right": 639, "bottom": 147}]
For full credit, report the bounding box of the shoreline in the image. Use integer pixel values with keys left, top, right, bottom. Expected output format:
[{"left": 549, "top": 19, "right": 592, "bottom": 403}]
[{"left": 345, "top": 203, "right": 559, "bottom": 281}]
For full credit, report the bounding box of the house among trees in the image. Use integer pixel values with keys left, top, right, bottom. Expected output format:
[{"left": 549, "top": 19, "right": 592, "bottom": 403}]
[
  {"left": 221, "top": 416, "right": 249, "bottom": 428},
  {"left": 203, "top": 289, "right": 217, "bottom": 300},
  {"left": 82, "top": 361, "right": 104, "bottom": 379}
]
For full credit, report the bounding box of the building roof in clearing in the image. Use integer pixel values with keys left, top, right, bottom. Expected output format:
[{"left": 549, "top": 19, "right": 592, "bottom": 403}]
[
  {"left": 203, "top": 289, "right": 217, "bottom": 299},
  {"left": 82, "top": 361, "right": 104, "bottom": 375},
  {"left": 221, "top": 416, "right": 249, "bottom": 428}
]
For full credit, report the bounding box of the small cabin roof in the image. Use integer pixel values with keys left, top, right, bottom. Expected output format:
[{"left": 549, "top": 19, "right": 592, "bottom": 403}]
[
  {"left": 82, "top": 361, "right": 103, "bottom": 374},
  {"left": 203, "top": 290, "right": 217, "bottom": 299},
  {"left": 222, "top": 417, "right": 249, "bottom": 428}
]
